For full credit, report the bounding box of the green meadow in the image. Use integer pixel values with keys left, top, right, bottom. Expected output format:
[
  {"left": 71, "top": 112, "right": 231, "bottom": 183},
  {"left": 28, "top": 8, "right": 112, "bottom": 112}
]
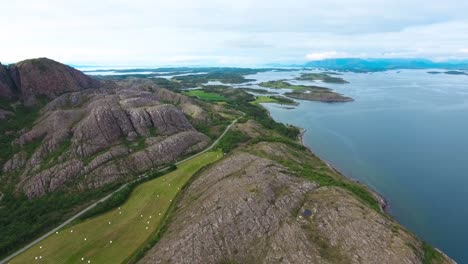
[
  {"left": 183, "top": 90, "right": 229, "bottom": 102},
  {"left": 10, "top": 150, "right": 223, "bottom": 264}
]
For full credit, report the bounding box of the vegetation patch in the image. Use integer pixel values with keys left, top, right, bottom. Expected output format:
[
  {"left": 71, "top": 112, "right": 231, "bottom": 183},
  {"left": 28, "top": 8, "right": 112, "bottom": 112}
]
[
  {"left": 121, "top": 136, "right": 147, "bottom": 152},
  {"left": 0, "top": 98, "right": 47, "bottom": 166},
  {"left": 39, "top": 138, "right": 72, "bottom": 171},
  {"left": 285, "top": 90, "right": 353, "bottom": 103},
  {"left": 296, "top": 73, "right": 349, "bottom": 83},
  {"left": 183, "top": 90, "right": 229, "bottom": 102},
  {"left": 259, "top": 80, "right": 319, "bottom": 91},
  {"left": 239, "top": 87, "right": 278, "bottom": 94},
  {"left": 199, "top": 86, "right": 300, "bottom": 139},
  {"left": 77, "top": 166, "right": 176, "bottom": 223},
  {"left": 150, "top": 78, "right": 184, "bottom": 90},
  {"left": 305, "top": 222, "right": 351, "bottom": 263},
  {"left": 257, "top": 81, "right": 353, "bottom": 103},
  {"left": 194, "top": 116, "right": 231, "bottom": 139},
  {"left": 216, "top": 130, "right": 250, "bottom": 153},
  {"left": 10, "top": 151, "right": 223, "bottom": 264},
  {"left": 171, "top": 70, "right": 260, "bottom": 86},
  {"left": 82, "top": 146, "right": 111, "bottom": 166},
  {"left": 423, "top": 242, "right": 445, "bottom": 264},
  {"left": 288, "top": 160, "right": 380, "bottom": 212},
  {"left": 251, "top": 96, "right": 298, "bottom": 106},
  {"left": 0, "top": 182, "right": 121, "bottom": 260},
  {"left": 248, "top": 140, "right": 381, "bottom": 213}
]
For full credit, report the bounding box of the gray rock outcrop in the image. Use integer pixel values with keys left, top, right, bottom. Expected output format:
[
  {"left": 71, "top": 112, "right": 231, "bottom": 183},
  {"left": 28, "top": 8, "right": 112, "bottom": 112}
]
[
  {"left": 4, "top": 83, "right": 212, "bottom": 199},
  {"left": 139, "top": 147, "right": 455, "bottom": 264}
]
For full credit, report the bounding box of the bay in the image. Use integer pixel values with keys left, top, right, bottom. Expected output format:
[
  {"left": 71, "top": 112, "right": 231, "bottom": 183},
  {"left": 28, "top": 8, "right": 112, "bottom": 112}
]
[{"left": 256, "top": 69, "right": 468, "bottom": 263}]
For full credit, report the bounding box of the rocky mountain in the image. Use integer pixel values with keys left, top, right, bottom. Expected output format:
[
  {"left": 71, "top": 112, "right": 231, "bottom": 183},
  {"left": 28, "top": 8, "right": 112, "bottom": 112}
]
[
  {"left": 0, "top": 58, "right": 233, "bottom": 260},
  {"left": 3, "top": 86, "right": 214, "bottom": 199},
  {"left": 0, "top": 58, "right": 100, "bottom": 105},
  {"left": 140, "top": 141, "right": 455, "bottom": 264},
  {"left": 0, "top": 59, "right": 221, "bottom": 200}
]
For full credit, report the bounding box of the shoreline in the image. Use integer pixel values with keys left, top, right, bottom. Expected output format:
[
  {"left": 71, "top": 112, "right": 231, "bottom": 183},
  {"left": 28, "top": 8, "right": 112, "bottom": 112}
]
[{"left": 298, "top": 128, "right": 389, "bottom": 213}]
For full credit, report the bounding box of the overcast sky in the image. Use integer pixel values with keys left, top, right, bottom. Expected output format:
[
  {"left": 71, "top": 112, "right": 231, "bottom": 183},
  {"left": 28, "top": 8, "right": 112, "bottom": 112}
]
[{"left": 2, "top": 0, "right": 468, "bottom": 66}]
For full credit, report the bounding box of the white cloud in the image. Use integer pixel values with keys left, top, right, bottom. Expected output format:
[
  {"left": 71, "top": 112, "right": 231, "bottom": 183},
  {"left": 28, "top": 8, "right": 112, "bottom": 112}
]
[
  {"left": 305, "top": 51, "right": 342, "bottom": 61},
  {"left": 1, "top": 0, "right": 468, "bottom": 65}
]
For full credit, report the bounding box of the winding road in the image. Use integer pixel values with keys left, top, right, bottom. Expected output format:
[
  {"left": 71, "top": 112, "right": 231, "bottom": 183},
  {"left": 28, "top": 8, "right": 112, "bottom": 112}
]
[{"left": 0, "top": 113, "right": 243, "bottom": 264}]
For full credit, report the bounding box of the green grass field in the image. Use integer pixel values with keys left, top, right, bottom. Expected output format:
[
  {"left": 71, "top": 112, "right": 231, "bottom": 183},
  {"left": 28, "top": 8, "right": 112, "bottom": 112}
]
[
  {"left": 183, "top": 90, "right": 229, "bottom": 102},
  {"left": 251, "top": 96, "right": 279, "bottom": 104},
  {"left": 10, "top": 150, "right": 223, "bottom": 264}
]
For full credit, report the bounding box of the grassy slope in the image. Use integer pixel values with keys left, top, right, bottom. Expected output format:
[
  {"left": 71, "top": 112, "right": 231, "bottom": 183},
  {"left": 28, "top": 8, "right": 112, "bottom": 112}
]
[{"left": 10, "top": 150, "right": 223, "bottom": 264}]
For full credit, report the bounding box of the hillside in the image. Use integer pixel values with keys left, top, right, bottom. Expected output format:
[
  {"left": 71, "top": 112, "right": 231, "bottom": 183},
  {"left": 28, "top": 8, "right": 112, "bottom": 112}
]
[
  {"left": 0, "top": 59, "right": 455, "bottom": 264},
  {"left": 140, "top": 141, "right": 454, "bottom": 264},
  {"left": 0, "top": 59, "right": 233, "bottom": 259}
]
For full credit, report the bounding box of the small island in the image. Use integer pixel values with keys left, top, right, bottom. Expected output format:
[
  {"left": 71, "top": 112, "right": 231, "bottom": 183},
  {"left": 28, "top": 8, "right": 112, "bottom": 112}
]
[
  {"left": 285, "top": 90, "right": 353, "bottom": 103},
  {"left": 251, "top": 95, "right": 298, "bottom": 106},
  {"left": 444, "top": 70, "right": 468, "bottom": 75},
  {"left": 259, "top": 80, "right": 353, "bottom": 103},
  {"left": 296, "top": 72, "right": 349, "bottom": 83},
  {"left": 259, "top": 80, "right": 329, "bottom": 90},
  {"left": 428, "top": 70, "right": 468, "bottom": 75}
]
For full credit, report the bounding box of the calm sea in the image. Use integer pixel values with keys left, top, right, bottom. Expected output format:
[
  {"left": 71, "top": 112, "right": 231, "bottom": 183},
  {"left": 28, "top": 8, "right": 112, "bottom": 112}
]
[{"left": 248, "top": 69, "right": 468, "bottom": 263}]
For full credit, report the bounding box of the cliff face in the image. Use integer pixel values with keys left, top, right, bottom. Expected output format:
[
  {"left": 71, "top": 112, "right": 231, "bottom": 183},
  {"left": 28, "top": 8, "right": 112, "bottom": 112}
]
[
  {"left": 139, "top": 142, "right": 455, "bottom": 264},
  {"left": 0, "top": 63, "right": 16, "bottom": 99},
  {"left": 1, "top": 58, "right": 100, "bottom": 104}
]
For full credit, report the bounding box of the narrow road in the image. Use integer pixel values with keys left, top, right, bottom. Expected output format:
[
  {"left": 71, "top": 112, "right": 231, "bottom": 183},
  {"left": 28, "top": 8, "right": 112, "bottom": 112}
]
[
  {"left": 0, "top": 113, "right": 243, "bottom": 264},
  {"left": 175, "top": 112, "right": 244, "bottom": 165}
]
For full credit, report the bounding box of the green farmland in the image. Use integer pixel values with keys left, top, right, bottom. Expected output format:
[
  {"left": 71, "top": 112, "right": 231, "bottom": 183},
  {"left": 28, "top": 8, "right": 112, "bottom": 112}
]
[
  {"left": 10, "top": 150, "right": 223, "bottom": 264},
  {"left": 183, "top": 90, "right": 229, "bottom": 102}
]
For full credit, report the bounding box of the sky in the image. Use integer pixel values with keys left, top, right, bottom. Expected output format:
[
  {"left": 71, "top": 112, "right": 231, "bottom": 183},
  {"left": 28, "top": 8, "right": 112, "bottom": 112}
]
[{"left": 1, "top": 0, "right": 468, "bottom": 66}]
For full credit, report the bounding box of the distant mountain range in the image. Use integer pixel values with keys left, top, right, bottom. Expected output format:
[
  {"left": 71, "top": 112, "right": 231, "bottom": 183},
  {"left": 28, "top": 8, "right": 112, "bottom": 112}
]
[{"left": 299, "top": 58, "right": 468, "bottom": 72}]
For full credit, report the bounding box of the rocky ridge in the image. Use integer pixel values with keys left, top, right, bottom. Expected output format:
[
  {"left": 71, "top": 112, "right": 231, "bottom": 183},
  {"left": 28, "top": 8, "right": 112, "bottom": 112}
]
[
  {"left": 1, "top": 59, "right": 219, "bottom": 199},
  {"left": 3, "top": 86, "right": 212, "bottom": 198},
  {"left": 139, "top": 142, "right": 455, "bottom": 264}
]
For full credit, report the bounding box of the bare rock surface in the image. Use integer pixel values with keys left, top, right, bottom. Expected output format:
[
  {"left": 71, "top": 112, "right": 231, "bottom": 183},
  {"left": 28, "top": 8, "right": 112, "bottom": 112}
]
[
  {"left": 117, "top": 78, "right": 211, "bottom": 124},
  {"left": 7, "top": 58, "right": 100, "bottom": 104},
  {"left": 3, "top": 76, "right": 212, "bottom": 198},
  {"left": 139, "top": 148, "right": 455, "bottom": 264}
]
